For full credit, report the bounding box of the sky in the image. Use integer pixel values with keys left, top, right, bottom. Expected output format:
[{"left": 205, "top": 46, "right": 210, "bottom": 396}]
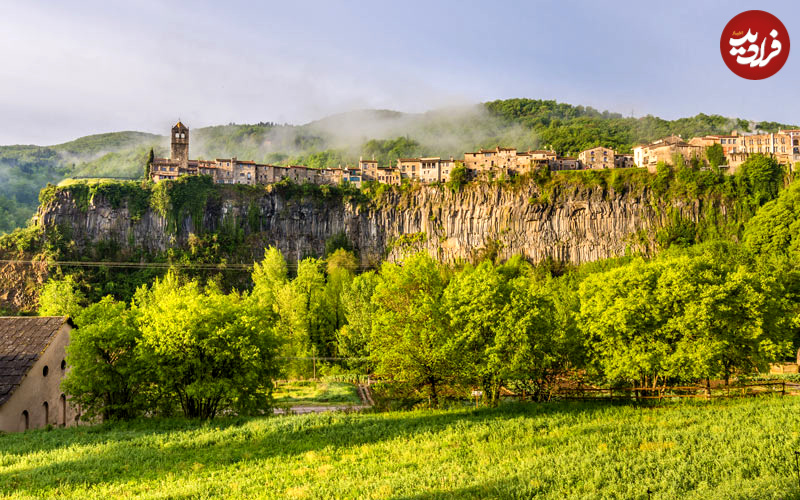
[{"left": 1, "top": 0, "right": 799, "bottom": 145}]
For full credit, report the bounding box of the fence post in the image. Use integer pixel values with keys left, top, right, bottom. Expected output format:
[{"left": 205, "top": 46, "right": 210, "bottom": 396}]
[{"left": 783, "top": 381, "right": 786, "bottom": 397}]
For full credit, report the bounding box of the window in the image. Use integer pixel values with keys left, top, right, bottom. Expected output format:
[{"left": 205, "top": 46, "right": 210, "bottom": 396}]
[
  {"left": 60, "top": 394, "right": 67, "bottom": 426},
  {"left": 42, "top": 365, "right": 49, "bottom": 377},
  {"left": 43, "top": 402, "right": 49, "bottom": 425},
  {"left": 61, "top": 359, "right": 66, "bottom": 370},
  {"left": 21, "top": 410, "right": 28, "bottom": 431}
]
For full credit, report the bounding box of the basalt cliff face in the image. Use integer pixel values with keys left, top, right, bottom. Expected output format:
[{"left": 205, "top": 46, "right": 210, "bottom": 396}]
[{"left": 35, "top": 181, "right": 727, "bottom": 266}]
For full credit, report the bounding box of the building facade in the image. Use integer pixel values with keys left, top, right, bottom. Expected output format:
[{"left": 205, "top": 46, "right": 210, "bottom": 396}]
[
  {"left": 0, "top": 316, "right": 80, "bottom": 433},
  {"left": 151, "top": 122, "right": 800, "bottom": 188},
  {"left": 578, "top": 147, "right": 615, "bottom": 170}
]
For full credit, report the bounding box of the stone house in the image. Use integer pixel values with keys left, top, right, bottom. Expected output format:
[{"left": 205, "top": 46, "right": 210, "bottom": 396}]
[
  {"left": 397, "top": 158, "right": 422, "bottom": 181},
  {"left": 578, "top": 147, "right": 615, "bottom": 170},
  {"left": 614, "top": 154, "right": 635, "bottom": 169},
  {"left": 549, "top": 156, "right": 581, "bottom": 171},
  {"left": 632, "top": 136, "right": 704, "bottom": 172},
  {"left": 463, "top": 147, "right": 519, "bottom": 171},
  {"left": 0, "top": 316, "right": 80, "bottom": 433}
]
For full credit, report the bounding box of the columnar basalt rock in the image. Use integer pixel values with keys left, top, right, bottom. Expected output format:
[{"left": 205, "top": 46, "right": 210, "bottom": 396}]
[{"left": 37, "top": 181, "right": 724, "bottom": 267}]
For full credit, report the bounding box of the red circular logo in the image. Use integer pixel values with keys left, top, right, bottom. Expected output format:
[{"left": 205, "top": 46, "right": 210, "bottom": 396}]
[{"left": 720, "top": 10, "right": 789, "bottom": 80}]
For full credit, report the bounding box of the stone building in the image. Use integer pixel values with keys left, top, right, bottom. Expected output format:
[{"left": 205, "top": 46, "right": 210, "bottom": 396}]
[
  {"left": 578, "top": 147, "right": 615, "bottom": 170},
  {"left": 151, "top": 122, "right": 336, "bottom": 186},
  {"left": 0, "top": 316, "right": 80, "bottom": 433},
  {"left": 516, "top": 150, "right": 557, "bottom": 172},
  {"left": 549, "top": 156, "right": 581, "bottom": 171},
  {"left": 396, "top": 158, "right": 421, "bottom": 181},
  {"left": 358, "top": 159, "right": 380, "bottom": 181},
  {"left": 614, "top": 154, "right": 635, "bottom": 169},
  {"left": 632, "top": 136, "right": 704, "bottom": 172},
  {"left": 463, "top": 147, "right": 520, "bottom": 171}
]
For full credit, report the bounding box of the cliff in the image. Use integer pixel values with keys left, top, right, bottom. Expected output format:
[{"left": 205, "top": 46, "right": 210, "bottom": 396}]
[{"left": 34, "top": 177, "right": 732, "bottom": 267}]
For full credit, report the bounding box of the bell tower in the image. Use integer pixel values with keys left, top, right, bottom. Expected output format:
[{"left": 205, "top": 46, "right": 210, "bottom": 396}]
[{"left": 171, "top": 121, "right": 189, "bottom": 168}]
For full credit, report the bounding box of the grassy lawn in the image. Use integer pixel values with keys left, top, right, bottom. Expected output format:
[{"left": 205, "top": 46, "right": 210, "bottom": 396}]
[
  {"left": 273, "top": 381, "right": 362, "bottom": 406},
  {"left": 1, "top": 397, "right": 800, "bottom": 499}
]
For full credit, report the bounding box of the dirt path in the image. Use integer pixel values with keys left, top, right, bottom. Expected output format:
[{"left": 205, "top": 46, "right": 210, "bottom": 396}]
[{"left": 273, "top": 383, "right": 375, "bottom": 415}]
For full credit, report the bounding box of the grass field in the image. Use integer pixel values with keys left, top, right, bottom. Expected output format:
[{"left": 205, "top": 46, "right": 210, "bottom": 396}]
[
  {"left": 1, "top": 397, "right": 800, "bottom": 499},
  {"left": 273, "top": 381, "right": 362, "bottom": 406}
]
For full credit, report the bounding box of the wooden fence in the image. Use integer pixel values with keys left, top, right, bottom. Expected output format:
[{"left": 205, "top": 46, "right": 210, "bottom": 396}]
[{"left": 511, "top": 381, "right": 800, "bottom": 402}]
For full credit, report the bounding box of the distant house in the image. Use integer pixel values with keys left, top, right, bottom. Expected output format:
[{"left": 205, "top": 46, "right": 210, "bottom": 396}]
[
  {"left": 0, "top": 317, "right": 80, "bottom": 432},
  {"left": 578, "top": 147, "right": 615, "bottom": 170}
]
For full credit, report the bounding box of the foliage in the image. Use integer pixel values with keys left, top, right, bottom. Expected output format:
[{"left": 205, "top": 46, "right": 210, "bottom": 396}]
[
  {"left": 446, "top": 164, "right": 468, "bottom": 191},
  {"left": 705, "top": 143, "right": 725, "bottom": 168},
  {"left": 737, "top": 153, "right": 783, "bottom": 206},
  {"left": 150, "top": 175, "right": 216, "bottom": 231},
  {"left": 324, "top": 232, "right": 354, "bottom": 256},
  {"left": 61, "top": 297, "right": 150, "bottom": 420},
  {"left": 579, "top": 254, "right": 791, "bottom": 386},
  {"left": 361, "top": 136, "right": 422, "bottom": 167},
  {"left": 369, "top": 253, "right": 455, "bottom": 405},
  {"left": 37, "top": 275, "right": 86, "bottom": 318},
  {"left": 744, "top": 179, "right": 800, "bottom": 259},
  {"left": 336, "top": 271, "right": 378, "bottom": 371},
  {"left": 134, "top": 273, "right": 281, "bottom": 419}
]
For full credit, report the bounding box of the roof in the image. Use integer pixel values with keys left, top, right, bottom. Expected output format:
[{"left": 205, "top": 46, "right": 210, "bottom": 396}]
[{"left": 0, "top": 316, "right": 72, "bottom": 406}]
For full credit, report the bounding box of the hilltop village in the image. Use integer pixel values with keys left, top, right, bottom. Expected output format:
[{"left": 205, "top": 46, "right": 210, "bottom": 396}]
[{"left": 150, "top": 121, "right": 800, "bottom": 186}]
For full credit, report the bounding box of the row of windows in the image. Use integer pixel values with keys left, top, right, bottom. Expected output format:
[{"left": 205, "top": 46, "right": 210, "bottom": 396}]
[{"left": 20, "top": 394, "right": 69, "bottom": 430}]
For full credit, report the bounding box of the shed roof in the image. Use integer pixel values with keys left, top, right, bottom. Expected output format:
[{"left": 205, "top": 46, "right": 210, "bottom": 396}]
[{"left": 0, "top": 316, "right": 72, "bottom": 406}]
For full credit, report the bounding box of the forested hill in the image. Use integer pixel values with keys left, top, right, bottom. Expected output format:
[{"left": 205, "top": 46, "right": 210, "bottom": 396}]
[{"left": 0, "top": 98, "right": 796, "bottom": 234}]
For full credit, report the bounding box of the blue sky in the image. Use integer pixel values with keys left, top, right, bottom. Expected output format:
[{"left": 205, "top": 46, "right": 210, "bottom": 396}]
[{"left": 1, "top": 0, "right": 799, "bottom": 145}]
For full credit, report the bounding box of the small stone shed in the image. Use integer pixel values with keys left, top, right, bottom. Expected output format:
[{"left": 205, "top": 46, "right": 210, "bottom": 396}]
[{"left": 0, "top": 316, "right": 79, "bottom": 432}]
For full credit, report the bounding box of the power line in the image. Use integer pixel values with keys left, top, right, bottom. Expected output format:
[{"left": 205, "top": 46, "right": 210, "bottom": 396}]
[
  {"left": 0, "top": 259, "right": 252, "bottom": 271},
  {"left": 0, "top": 259, "right": 377, "bottom": 272}
]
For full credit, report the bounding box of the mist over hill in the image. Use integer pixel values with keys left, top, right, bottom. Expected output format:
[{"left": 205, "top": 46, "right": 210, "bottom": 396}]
[{"left": 0, "top": 98, "right": 795, "bottom": 234}]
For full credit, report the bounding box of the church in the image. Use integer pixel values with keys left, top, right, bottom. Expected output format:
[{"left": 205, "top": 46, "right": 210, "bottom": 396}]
[{"left": 149, "top": 121, "right": 333, "bottom": 185}]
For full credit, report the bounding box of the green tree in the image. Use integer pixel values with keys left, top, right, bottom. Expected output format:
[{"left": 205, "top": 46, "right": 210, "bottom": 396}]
[
  {"left": 135, "top": 273, "right": 281, "bottom": 418},
  {"left": 251, "top": 246, "right": 289, "bottom": 321},
  {"left": 739, "top": 154, "right": 783, "bottom": 206},
  {"left": 447, "top": 164, "right": 468, "bottom": 191},
  {"left": 325, "top": 249, "right": 358, "bottom": 338},
  {"left": 706, "top": 143, "right": 725, "bottom": 168},
  {"left": 61, "top": 297, "right": 148, "bottom": 420},
  {"left": 369, "top": 253, "right": 454, "bottom": 406},
  {"left": 337, "top": 271, "right": 379, "bottom": 371},
  {"left": 144, "top": 147, "right": 154, "bottom": 180},
  {"left": 580, "top": 255, "right": 791, "bottom": 387},
  {"left": 38, "top": 275, "right": 86, "bottom": 318},
  {"left": 442, "top": 261, "right": 510, "bottom": 403},
  {"left": 325, "top": 232, "right": 354, "bottom": 256}
]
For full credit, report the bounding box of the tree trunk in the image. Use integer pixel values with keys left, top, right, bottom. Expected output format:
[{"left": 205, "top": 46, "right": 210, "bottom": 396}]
[{"left": 429, "top": 377, "right": 438, "bottom": 408}]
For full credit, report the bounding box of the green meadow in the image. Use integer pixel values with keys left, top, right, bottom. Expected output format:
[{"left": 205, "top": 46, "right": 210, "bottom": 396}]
[
  {"left": 2, "top": 397, "right": 800, "bottom": 499},
  {"left": 274, "top": 381, "right": 363, "bottom": 406}
]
